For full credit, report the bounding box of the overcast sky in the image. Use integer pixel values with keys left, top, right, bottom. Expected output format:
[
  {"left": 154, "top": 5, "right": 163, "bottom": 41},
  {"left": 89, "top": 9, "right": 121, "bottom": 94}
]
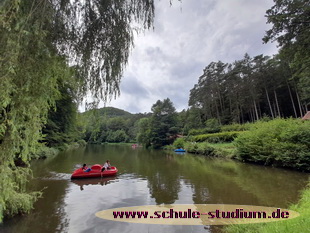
[{"left": 97, "top": 0, "right": 279, "bottom": 114}]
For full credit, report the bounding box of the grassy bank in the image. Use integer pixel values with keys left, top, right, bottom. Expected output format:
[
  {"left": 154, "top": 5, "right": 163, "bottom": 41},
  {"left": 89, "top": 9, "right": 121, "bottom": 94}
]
[{"left": 225, "top": 183, "right": 310, "bottom": 233}]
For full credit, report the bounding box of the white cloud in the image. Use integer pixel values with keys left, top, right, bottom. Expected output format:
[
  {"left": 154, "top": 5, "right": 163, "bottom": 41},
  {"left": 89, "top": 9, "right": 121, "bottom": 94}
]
[{"left": 96, "top": 0, "right": 278, "bottom": 113}]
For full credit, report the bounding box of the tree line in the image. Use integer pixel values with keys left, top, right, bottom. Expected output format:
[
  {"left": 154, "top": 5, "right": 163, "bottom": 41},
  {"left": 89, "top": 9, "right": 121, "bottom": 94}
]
[
  {"left": 80, "top": 99, "right": 178, "bottom": 149},
  {"left": 188, "top": 54, "right": 307, "bottom": 125}
]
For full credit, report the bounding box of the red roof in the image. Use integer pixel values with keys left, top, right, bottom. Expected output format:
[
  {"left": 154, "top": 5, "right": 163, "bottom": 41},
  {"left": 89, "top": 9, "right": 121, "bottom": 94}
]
[{"left": 302, "top": 111, "right": 310, "bottom": 120}]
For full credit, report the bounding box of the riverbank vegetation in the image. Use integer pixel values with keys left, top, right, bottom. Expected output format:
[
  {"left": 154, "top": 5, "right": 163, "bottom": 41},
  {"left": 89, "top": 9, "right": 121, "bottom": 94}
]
[
  {"left": 235, "top": 119, "right": 310, "bottom": 171},
  {"left": 165, "top": 118, "right": 310, "bottom": 171}
]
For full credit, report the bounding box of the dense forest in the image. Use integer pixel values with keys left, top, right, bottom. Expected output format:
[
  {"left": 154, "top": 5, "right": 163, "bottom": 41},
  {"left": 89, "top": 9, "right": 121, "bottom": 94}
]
[
  {"left": 189, "top": 54, "right": 308, "bottom": 124},
  {"left": 0, "top": 0, "right": 309, "bottom": 223},
  {"left": 81, "top": 107, "right": 151, "bottom": 144}
]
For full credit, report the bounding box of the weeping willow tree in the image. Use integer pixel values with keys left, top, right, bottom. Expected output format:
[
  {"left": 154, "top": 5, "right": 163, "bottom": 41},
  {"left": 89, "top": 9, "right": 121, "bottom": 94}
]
[{"left": 0, "top": 0, "right": 159, "bottom": 222}]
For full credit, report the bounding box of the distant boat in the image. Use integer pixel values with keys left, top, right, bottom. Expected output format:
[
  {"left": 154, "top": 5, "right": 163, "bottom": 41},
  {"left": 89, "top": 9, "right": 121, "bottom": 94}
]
[
  {"left": 132, "top": 144, "right": 142, "bottom": 149},
  {"left": 174, "top": 148, "right": 186, "bottom": 152}
]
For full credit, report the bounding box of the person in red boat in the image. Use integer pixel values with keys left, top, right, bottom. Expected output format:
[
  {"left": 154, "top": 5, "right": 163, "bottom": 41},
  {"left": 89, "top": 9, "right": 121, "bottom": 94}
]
[
  {"left": 82, "top": 163, "right": 91, "bottom": 172},
  {"left": 101, "top": 160, "right": 111, "bottom": 172}
]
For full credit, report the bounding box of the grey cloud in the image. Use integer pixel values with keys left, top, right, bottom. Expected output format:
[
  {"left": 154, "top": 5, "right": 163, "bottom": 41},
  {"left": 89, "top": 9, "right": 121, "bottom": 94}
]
[{"left": 120, "top": 76, "right": 150, "bottom": 97}]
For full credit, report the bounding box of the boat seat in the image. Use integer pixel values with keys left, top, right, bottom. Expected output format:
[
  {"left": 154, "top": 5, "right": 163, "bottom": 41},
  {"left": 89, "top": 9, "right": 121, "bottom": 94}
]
[{"left": 91, "top": 164, "right": 102, "bottom": 170}]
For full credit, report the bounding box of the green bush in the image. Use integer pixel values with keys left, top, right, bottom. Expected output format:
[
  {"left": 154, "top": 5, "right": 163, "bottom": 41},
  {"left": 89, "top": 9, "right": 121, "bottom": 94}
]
[
  {"left": 77, "top": 139, "right": 87, "bottom": 147},
  {"left": 211, "top": 144, "right": 237, "bottom": 159},
  {"left": 196, "top": 142, "right": 215, "bottom": 155},
  {"left": 182, "top": 141, "right": 236, "bottom": 158},
  {"left": 235, "top": 118, "right": 310, "bottom": 171},
  {"left": 183, "top": 142, "right": 214, "bottom": 155},
  {"left": 173, "top": 137, "right": 186, "bottom": 148},
  {"left": 184, "top": 142, "right": 199, "bottom": 153},
  {"left": 188, "top": 118, "right": 221, "bottom": 136},
  {"left": 106, "top": 130, "right": 129, "bottom": 143},
  {"left": 205, "top": 118, "right": 221, "bottom": 133},
  {"left": 192, "top": 131, "right": 243, "bottom": 143}
]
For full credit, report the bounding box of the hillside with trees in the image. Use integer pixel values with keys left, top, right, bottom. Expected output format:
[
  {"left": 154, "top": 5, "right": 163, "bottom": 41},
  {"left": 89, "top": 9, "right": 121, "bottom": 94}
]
[{"left": 81, "top": 107, "right": 151, "bottom": 144}]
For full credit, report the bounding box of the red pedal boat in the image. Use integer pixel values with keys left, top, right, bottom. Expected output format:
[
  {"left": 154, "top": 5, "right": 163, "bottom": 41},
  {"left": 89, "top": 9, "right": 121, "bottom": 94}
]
[{"left": 71, "top": 164, "right": 118, "bottom": 179}]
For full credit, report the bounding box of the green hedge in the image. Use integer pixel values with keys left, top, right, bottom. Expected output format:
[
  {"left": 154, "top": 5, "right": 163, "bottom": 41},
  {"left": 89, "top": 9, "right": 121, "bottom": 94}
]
[
  {"left": 221, "top": 123, "right": 251, "bottom": 132},
  {"left": 188, "top": 128, "right": 217, "bottom": 136},
  {"left": 188, "top": 123, "right": 250, "bottom": 136},
  {"left": 191, "top": 131, "right": 244, "bottom": 143},
  {"left": 235, "top": 118, "right": 310, "bottom": 171}
]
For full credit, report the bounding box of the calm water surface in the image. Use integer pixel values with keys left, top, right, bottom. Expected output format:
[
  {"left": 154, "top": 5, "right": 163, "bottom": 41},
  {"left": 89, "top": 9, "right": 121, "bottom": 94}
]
[{"left": 1, "top": 144, "right": 309, "bottom": 233}]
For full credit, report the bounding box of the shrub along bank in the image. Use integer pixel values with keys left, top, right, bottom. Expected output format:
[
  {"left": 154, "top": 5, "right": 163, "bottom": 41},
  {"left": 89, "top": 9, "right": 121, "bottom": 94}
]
[
  {"left": 172, "top": 118, "right": 310, "bottom": 171},
  {"left": 235, "top": 118, "right": 310, "bottom": 171},
  {"left": 183, "top": 142, "right": 237, "bottom": 159}
]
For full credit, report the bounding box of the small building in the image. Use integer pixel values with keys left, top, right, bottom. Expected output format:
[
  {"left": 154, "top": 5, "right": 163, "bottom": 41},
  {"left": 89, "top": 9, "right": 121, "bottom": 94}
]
[{"left": 302, "top": 111, "right": 310, "bottom": 120}]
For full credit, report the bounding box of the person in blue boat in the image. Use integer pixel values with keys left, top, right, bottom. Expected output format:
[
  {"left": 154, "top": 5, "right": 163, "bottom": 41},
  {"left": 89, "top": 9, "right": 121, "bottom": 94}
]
[
  {"left": 82, "top": 163, "right": 91, "bottom": 172},
  {"left": 101, "top": 160, "right": 111, "bottom": 172}
]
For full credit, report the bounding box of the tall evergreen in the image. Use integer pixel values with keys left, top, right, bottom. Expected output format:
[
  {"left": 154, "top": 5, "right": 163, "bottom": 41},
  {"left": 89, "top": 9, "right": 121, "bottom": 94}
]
[{"left": 264, "top": 0, "right": 310, "bottom": 112}]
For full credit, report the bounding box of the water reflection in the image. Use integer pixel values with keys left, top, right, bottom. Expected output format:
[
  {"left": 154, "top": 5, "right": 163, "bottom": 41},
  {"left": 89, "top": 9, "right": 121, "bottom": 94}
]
[
  {"left": 0, "top": 144, "right": 308, "bottom": 233},
  {"left": 71, "top": 177, "right": 117, "bottom": 191},
  {"left": 174, "top": 152, "right": 186, "bottom": 155}
]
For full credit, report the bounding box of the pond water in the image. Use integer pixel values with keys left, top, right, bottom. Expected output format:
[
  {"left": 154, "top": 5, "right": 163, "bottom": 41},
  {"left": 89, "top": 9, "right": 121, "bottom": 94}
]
[{"left": 0, "top": 144, "right": 308, "bottom": 233}]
